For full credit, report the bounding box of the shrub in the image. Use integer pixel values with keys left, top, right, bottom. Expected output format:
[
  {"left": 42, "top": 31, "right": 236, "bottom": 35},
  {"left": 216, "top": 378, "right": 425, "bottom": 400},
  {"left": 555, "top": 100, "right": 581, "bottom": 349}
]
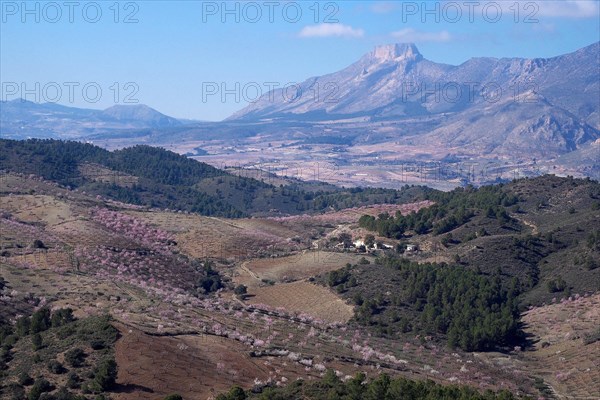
[
  {"left": 91, "top": 358, "right": 118, "bottom": 392},
  {"left": 54, "top": 387, "right": 84, "bottom": 400},
  {"left": 32, "top": 239, "right": 47, "bottom": 249},
  {"left": 234, "top": 285, "right": 247, "bottom": 299},
  {"left": 0, "top": 345, "right": 13, "bottom": 363},
  {"left": 584, "top": 257, "right": 599, "bottom": 271},
  {"left": 18, "top": 370, "right": 34, "bottom": 386},
  {"left": 51, "top": 308, "right": 75, "bottom": 328},
  {"left": 164, "top": 395, "right": 184, "bottom": 400},
  {"left": 30, "top": 308, "right": 51, "bottom": 334},
  {"left": 65, "top": 348, "right": 86, "bottom": 367},
  {"left": 547, "top": 277, "right": 567, "bottom": 293},
  {"left": 583, "top": 327, "right": 600, "bottom": 345},
  {"left": 4, "top": 334, "right": 17, "bottom": 347},
  {"left": 338, "top": 233, "right": 352, "bottom": 248},
  {"left": 441, "top": 234, "right": 452, "bottom": 246},
  {"left": 216, "top": 387, "right": 246, "bottom": 400},
  {"left": 0, "top": 323, "right": 16, "bottom": 346},
  {"left": 32, "top": 333, "right": 43, "bottom": 351},
  {"left": 3, "top": 383, "right": 26, "bottom": 400},
  {"left": 66, "top": 371, "right": 80, "bottom": 389},
  {"left": 57, "top": 325, "right": 76, "bottom": 340},
  {"left": 196, "top": 263, "right": 224, "bottom": 293},
  {"left": 90, "top": 340, "right": 106, "bottom": 350},
  {"left": 15, "top": 316, "right": 31, "bottom": 337},
  {"left": 48, "top": 360, "right": 67, "bottom": 374},
  {"left": 28, "top": 378, "right": 52, "bottom": 400}
]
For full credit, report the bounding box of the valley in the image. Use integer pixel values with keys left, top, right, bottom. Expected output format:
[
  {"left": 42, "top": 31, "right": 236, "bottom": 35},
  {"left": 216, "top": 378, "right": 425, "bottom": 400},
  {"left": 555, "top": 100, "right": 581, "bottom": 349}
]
[
  {"left": 1, "top": 15, "right": 599, "bottom": 398},
  {"left": 4, "top": 42, "right": 599, "bottom": 190},
  {"left": 1, "top": 142, "right": 598, "bottom": 399}
]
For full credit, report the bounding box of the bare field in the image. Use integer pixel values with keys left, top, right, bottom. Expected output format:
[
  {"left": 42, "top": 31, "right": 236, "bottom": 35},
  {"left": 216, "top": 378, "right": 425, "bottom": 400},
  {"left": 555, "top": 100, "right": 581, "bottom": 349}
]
[
  {"left": 0, "top": 263, "right": 142, "bottom": 319},
  {"left": 0, "top": 194, "right": 77, "bottom": 225},
  {"left": 5, "top": 250, "right": 73, "bottom": 271},
  {"left": 247, "top": 281, "right": 354, "bottom": 324},
  {"left": 244, "top": 251, "right": 369, "bottom": 283},
  {"left": 48, "top": 219, "right": 137, "bottom": 249},
  {"left": 178, "top": 143, "right": 464, "bottom": 190},
  {"left": 520, "top": 294, "right": 600, "bottom": 399},
  {"left": 128, "top": 211, "right": 302, "bottom": 260},
  {"left": 113, "top": 323, "right": 322, "bottom": 400}
]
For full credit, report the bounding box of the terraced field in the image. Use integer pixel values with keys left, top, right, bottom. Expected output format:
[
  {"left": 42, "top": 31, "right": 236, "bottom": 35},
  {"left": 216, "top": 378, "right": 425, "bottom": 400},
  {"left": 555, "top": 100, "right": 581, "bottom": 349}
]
[
  {"left": 128, "top": 211, "right": 304, "bottom": 260},
  {"left": 246, "top": 281, "right": 355, "bottom": 324},
  {"left": 243, "top": 251, "right": 370, "bottom": 283},
  {"left": 521, "top": 294, "right": 600, "bottom": 399}
]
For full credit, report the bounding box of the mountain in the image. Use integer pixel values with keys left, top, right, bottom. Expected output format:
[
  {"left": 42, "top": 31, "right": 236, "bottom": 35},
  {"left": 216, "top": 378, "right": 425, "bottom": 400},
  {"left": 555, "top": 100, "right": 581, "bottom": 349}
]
[
  {"left": 228, "top": 42, "right": 599, "bottom": 129},
  {"left": 419, "top": 91, "right": 599, "bottom": 159},
  {"left": 0, "top": 100, "right": 182, "bottom": 139},
  {"left": 228, "top": 43, "right": 452, "bottom": 120},
  {"left": 101, "top": 104, "right": 181, "bottom": 127},
  {"left": 2, "top": 44, "right": 598, "bottom": 186},
  {"left": 221, "top": 42, "right": 599, "bottom": 170}
]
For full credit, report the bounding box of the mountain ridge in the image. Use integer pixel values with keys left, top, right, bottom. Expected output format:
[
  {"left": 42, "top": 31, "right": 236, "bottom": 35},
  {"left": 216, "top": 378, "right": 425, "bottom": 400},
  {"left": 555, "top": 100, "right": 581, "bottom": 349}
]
[
  {"left": 0, "top": 100, "right": 182, "bottom": 139},
  {"left": 228, "top": 41, "right": 599, "bottom": 126}
]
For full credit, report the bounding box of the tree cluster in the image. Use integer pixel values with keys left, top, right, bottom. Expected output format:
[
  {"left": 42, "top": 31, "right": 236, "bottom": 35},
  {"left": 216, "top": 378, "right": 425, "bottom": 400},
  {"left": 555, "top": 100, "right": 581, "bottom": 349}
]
[
  {"left": 329, "top": 257, "right": 523, "bottom": 351},
  {"left": 217, "top": 370, "right": 520, "bottom": 400},
  {"left": 359, "top": 184, "right": 517, "bottom": 238}
]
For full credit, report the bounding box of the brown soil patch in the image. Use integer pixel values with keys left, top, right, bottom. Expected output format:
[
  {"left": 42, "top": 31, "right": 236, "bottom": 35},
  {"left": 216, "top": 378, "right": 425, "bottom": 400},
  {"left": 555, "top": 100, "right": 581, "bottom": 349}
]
[
  {"left": 247, "top": 281, "right": 354, "bottom": 324},
  {"left": 113, "top": 323, "right": 316, "bottom": 400}
]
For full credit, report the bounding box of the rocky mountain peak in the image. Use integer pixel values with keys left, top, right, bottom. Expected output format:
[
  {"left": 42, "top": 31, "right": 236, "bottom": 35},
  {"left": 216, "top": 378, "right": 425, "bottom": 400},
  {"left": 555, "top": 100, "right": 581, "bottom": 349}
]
[{"left": 370, "top": 43, "right": 422, "bottom": 63}]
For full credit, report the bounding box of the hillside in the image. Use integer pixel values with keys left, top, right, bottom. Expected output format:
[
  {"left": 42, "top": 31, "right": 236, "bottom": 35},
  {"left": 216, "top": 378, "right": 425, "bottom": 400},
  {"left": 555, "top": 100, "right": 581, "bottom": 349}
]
[
  {"left": 355, "top": 175, "right": 600, "bottom": 303},
  {"left": 315, "top": 176, "right": 600, "bottom": 356},
  {"left": 0, "top": 101, "right": 182, "bottom": 140},
  {"left": 1, "top": 169, "right": 598, "bottom": 399},
  {"left": 0, "top": 139, "right": 430, "bottom": 217}
]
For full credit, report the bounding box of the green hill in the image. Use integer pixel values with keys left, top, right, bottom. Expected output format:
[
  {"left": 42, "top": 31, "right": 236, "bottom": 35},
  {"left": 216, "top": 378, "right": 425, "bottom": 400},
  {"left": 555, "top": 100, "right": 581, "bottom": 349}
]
[
  {"left": 0, "top": 139, "right": 428, "bottom": 218},
  {"left": 333, "top": 175, "right": 600, "bottom": 350}
]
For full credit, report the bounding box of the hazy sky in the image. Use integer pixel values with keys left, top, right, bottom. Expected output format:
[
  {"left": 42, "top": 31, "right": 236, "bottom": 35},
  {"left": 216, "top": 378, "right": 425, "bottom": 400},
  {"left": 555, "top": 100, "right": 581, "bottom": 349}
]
[{"left": 1, "top": 0, "right": 599, "bottom": 120}]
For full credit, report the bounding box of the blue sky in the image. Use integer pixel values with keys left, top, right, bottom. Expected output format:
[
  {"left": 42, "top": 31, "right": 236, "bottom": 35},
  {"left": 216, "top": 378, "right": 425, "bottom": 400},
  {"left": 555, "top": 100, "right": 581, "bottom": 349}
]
[{"left": 1, "top": 0, "right": 599, "bottom": 121}]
